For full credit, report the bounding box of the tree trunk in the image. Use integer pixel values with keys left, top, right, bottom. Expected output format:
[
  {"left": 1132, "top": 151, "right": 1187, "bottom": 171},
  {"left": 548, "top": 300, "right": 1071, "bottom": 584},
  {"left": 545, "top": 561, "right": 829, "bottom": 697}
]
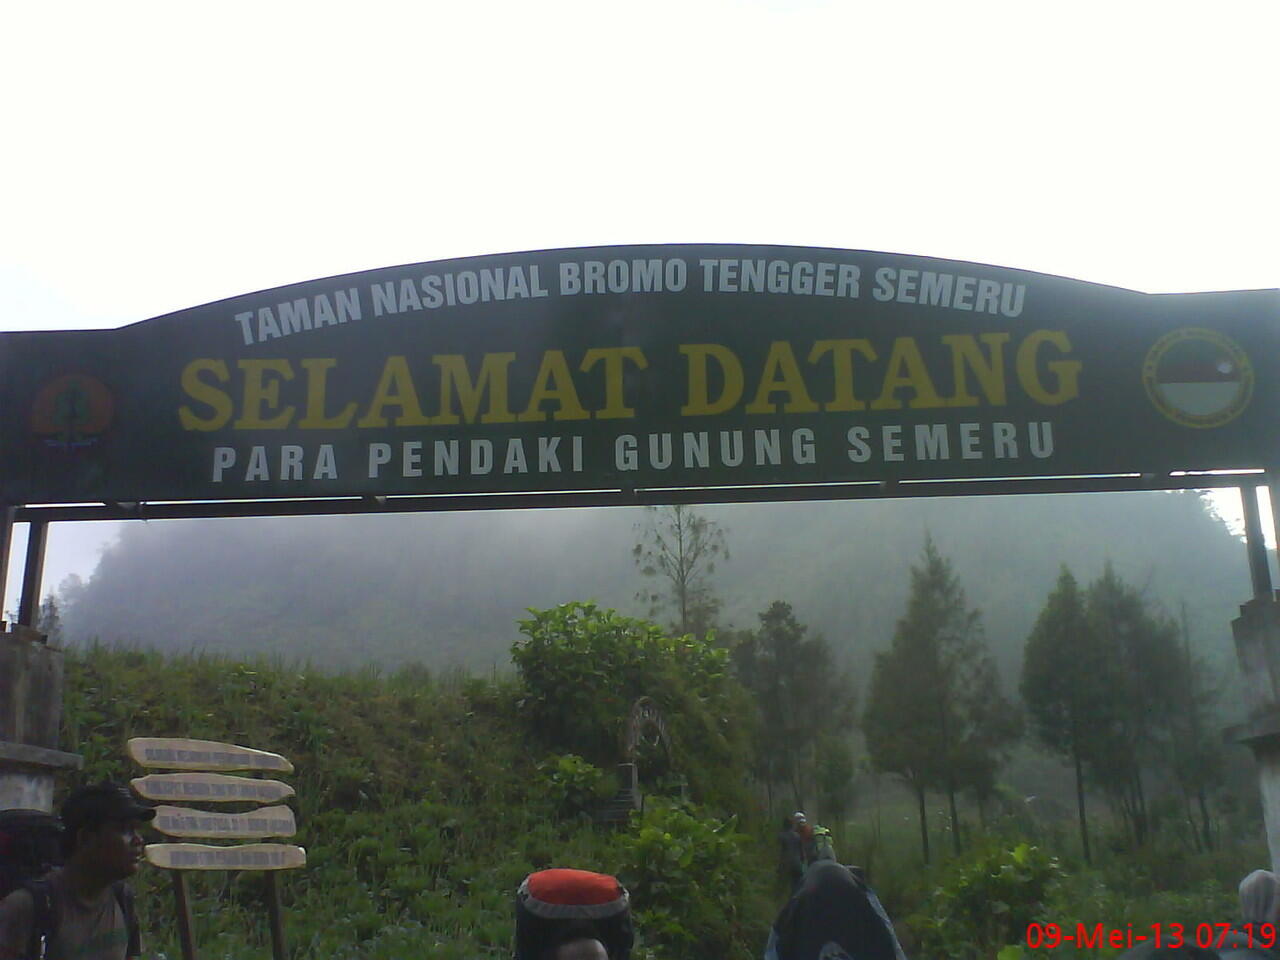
[
  {"left": 789, "top": 751, "right": 805, "bottom": 812},
  {"left": 873, "top": 772, "right": 882, "bottom": 847},
  {"left": 1197, "top": 785, "right": 1213, "bottom": 852},
  {"left": 1073, "top": 747, "right": 1092, "bottom": 866},
  {"left": 916, "top": 784, "right": 930, "bottom": 865},
  {"left": 1113, "top": 786, "right": 1135, "bottom": 848},
  {"left": 1133, "top": 769, "right": 1148, "bottom": 846},
  {"left": 1182, "top": 790, "right": 1201, "bottom": 852},
  {"left": 948, "top": 782, "right": 962, "bottom": 855},
  {"left": 1124, "top": 785, "right": 1138, "bottom": 847},
  {"left": 676, "top": 512, "right": 689, "bottom": 635}
]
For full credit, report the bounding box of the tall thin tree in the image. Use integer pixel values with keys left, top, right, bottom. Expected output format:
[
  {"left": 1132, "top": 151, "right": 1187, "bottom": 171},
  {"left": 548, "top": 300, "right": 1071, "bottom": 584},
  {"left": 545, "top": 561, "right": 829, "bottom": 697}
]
[
  {"left": 863, "top": 538, "right": 1014, "bottom": 861},
  {"left": 1083, "top": 564, "right": 1185, "bottom": 847},
  {"left": 632, "top": 505, "right": 728, "bottom": 637},
  {"left": 732, "top": 600, "right": 856, "bottom": 811},
  {"left": 1021, "top": 566, "right": 1110, "bottom": 864}
]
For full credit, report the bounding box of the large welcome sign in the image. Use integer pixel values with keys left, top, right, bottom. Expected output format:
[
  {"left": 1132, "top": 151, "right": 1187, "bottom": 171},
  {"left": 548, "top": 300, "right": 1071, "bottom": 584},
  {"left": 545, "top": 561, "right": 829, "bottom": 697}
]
[{"left": 1, "top": 245, "right": 1276, "bottom": 506}]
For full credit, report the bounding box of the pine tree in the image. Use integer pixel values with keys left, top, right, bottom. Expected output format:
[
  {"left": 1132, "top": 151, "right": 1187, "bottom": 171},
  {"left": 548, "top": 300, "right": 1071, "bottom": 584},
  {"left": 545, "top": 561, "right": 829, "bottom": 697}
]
[
  {"left": 955, "top": 652, "right": 1023, "bottom": 829},
  {"left": 732, "top": 600, "right": 856, "bottom": 812},
  {"left": 1166, "top": 622, "right": 1223, "bottom": 852},
  {"left": 863, "top": 537, "right": 1018, "bottom": 861},
  {"left": 1083, "top": 564, "right": 1186, "bottom": 847},
  {"left": 1021, "top": 566, "right": 1112, "bottom": 864},
  {"left": 864, "top": 621, "right": 939, "bottom": 863}
]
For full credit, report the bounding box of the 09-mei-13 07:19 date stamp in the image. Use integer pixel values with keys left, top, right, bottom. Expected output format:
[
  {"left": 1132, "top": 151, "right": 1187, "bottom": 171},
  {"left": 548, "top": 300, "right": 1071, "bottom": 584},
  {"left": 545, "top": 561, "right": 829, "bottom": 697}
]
[{"left": 1026, "top": 922, "right": 1277, "bottom": 951}]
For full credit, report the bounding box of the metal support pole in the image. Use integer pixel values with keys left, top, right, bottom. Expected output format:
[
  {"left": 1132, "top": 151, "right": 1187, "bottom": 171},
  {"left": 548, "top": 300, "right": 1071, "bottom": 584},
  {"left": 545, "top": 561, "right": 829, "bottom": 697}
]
[
  {"left": 1243, "top": 486, "right": 1273, "bottom": 600},
  {"left": 1267, "top": 473, "right": 1280, "bottom": 571},
  {"left": 0, "top": 504, "right": 14, "bottom": 625},
  {"left": 16, "top": 520, "right": 48, "bottom": 629}
]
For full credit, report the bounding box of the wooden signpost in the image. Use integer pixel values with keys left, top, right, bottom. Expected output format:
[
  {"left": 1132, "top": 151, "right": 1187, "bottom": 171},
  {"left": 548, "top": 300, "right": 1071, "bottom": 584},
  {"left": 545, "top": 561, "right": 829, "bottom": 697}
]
[
  {"left": 128, "top": 738, "right": 294, "bottom": 772},
  {"left": 151, "top": 805, "right": 297, "bottom": 839},
  {"left": 128, "top": 737, "right": 304, "bottom": 960},
  {"left": 131, "top": 772, "right": 295, "bottom": 804},
  {"left": 145, "top": 842, "right": 307, "bottom": 870}
]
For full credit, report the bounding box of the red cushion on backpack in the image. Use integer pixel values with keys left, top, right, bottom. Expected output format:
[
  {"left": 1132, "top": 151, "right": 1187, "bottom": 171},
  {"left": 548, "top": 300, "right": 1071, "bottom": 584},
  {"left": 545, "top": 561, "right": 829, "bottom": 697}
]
[{"left": 526, "top": 869, "right": 623, "bottom": 906}]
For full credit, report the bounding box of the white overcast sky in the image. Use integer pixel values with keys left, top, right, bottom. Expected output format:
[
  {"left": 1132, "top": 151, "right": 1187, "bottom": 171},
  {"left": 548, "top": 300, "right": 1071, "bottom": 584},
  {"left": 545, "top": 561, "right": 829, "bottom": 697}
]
[{"left": 1, "top": 0, "right": 1277, "bottom": 607}]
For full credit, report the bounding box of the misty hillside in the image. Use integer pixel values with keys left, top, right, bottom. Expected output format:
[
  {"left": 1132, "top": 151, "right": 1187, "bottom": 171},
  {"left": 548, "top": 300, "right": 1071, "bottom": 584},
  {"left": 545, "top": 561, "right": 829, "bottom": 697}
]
[{"left": 59, "top": 490, "right": 1258, "bottom": 691}]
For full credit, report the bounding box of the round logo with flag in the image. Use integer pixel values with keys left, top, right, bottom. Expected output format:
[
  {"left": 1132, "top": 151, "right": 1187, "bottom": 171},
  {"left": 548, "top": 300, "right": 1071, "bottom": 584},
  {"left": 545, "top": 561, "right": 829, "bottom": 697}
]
[
  {"left": 1142, "top": 327, "right": 1253, "bottom": 428},
  {"left": 29, "top": 374, "right": 115, "bottom": 448}
]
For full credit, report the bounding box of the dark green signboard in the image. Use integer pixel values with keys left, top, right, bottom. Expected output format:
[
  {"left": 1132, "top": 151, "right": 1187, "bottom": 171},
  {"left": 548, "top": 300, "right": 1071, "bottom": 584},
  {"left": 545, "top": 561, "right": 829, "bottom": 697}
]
[{"left": 1, "top": 244, "right": 1277, "bottom": 506}]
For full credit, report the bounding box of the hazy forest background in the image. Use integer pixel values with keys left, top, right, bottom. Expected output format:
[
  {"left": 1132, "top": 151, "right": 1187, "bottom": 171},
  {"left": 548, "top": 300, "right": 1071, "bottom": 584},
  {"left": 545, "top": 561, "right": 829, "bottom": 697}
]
[
  {"left": 55, "top": 492, "right": 1255, "bottom": 684},
  {"left": 39, "top": 490, "right": 1278, "bottom": 958}
]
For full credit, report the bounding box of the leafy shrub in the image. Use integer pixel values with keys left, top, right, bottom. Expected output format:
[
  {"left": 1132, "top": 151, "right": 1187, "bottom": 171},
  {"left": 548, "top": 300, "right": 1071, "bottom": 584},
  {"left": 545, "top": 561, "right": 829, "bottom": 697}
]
[
  {"left": 1031, "top": 851, "right": 1253, "bottom": 959},
  {"left": 613, "top": 798, "right": 763, "bottom": 959},
  {"left": 536, "top": 753, "right": 611, "bottom": 816},
  {"left": 913, "top": 842, "right": 1062, "bottom": 960},
  {"left": 512, "top": 602, "right": 752, "bottom": 807}
]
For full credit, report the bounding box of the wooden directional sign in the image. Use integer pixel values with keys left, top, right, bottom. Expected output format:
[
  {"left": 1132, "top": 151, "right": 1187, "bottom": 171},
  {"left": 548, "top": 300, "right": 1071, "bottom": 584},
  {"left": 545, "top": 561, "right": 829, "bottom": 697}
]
[
  {"left": 130, "top": 739, "right": 301, "bottom": 960},
  {"left": 153, "top": 805, "right": 296, "bottom": 839},
  {"left": 146, "top": 843, "right": 306, "bottom": 871},
  {"left": 132, "top": 773, "right": 295, "bottom": 803},
  {"left": 128, "top": 738, "right": 294, "bottom": 773}
]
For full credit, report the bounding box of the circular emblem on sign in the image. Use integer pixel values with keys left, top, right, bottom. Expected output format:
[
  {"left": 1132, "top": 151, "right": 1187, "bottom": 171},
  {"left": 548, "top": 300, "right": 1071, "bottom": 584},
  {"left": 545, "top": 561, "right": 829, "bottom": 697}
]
[
  {"left": 30, "top": 374, "right": 115, "bottom": 448},
  {"left": 1142, "top": 327, "right": 1252, "bottom": 428}
]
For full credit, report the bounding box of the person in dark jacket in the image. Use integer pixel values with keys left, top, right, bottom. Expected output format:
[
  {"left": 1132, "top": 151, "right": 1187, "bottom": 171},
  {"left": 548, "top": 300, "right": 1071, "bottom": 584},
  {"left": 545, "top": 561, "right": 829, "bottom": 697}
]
[
  {"left": 764, "top": 860, "right": 907, "bottom": 960},
  {"left": 793, "top": 813, "right": 814, "bottom": 864},
  {"left": 778, "top": 817, "right": 804, "bottom": 894}
]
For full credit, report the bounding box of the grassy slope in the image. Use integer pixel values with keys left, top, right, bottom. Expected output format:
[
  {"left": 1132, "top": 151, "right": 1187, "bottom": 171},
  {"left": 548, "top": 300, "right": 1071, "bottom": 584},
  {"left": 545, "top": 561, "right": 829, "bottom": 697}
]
[
  {"left": 60, "top": 645, "right": 777, "bottom": 960},
  {"left": 59, "top": 644, "right": 1268, "bottom": 959}
]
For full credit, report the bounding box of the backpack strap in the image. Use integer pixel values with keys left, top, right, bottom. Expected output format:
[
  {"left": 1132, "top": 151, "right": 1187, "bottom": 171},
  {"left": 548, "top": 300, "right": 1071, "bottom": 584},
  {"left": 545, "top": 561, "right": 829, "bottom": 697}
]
[{"left": 22, "top": 879, "right": 56, "bottom": 960}]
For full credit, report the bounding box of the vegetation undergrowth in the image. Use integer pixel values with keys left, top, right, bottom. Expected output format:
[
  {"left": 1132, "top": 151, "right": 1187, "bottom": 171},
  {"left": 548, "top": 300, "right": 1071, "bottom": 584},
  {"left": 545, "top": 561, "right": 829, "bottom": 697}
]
[
  {"left": 55, "top": 592, "right": 1270, "bottom": 959},
  {"left": 835, "top": 807, "right": 1265, "bottom": 960},
  {"left": 60, "top": 623, "right": 775, "bottom": 959}
]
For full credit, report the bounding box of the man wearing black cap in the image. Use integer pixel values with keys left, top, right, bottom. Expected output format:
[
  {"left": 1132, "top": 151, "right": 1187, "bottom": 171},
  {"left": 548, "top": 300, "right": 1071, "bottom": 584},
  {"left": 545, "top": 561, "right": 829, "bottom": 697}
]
[{"left": 0, "top": 781, "right": 154, "bottom": 960}]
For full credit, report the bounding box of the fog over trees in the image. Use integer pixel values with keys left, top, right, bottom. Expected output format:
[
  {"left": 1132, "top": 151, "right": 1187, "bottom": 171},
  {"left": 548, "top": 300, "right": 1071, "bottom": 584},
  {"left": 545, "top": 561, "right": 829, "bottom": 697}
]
[{"left": 58, "top": 491, "right": 1255, "bottom": 690}]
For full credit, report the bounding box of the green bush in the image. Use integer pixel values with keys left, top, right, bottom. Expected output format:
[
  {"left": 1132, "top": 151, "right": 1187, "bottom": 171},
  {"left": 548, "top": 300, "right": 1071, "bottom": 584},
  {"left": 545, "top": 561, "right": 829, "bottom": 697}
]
[
  {"left": 1028, "top": 845, "right": 1260, "bottom": 959},
  {"left": 613, "top": 798, "right": 763, "bottom": 959},
  {"left": 536, "top": 753, "right": 612, "bottom": 817},
  {"left": 913, "top": 842, "right": 1062, "bottom": 960},
  {"left": 511, "top": 602, "right": 753, "bottom": 808}
]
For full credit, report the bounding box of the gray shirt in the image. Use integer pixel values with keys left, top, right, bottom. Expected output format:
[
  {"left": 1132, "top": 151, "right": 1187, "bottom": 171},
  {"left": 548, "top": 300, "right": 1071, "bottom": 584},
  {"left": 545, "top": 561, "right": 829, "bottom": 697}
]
[{"left": 0, "top": 872, "right": 133, "bottom": 960}]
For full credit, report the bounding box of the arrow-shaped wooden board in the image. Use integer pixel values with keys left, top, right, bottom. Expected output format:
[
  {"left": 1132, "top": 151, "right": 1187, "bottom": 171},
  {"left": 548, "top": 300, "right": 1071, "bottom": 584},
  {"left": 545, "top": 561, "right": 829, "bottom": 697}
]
[
  {"left": 132, "top": 773, "right": 295, "bottom": 803},
  {"left": 152, "top": 805, "right": 296, "bottom": 839},
  {"left": 145, "top": 843, "right": 306, "bottom": 871},
  {"left": 128, "top": 738, "right": 293, "bottom": 772}
]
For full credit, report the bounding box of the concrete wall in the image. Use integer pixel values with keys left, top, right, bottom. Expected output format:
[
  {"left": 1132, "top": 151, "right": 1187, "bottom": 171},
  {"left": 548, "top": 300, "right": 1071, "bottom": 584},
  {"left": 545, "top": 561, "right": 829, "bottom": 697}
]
[
  {"left": 0, "top": 628, "right": 79, "bottom": 811},
  {"left": 0, "top": 627, "right": 64, "bottom": 749}
]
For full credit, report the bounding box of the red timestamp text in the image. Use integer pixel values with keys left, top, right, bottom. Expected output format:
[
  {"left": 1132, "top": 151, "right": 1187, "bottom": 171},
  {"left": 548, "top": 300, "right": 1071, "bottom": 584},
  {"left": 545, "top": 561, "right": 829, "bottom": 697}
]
[{"left": 1026, "top": 921, "right": 1279, "bottom": 951}]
